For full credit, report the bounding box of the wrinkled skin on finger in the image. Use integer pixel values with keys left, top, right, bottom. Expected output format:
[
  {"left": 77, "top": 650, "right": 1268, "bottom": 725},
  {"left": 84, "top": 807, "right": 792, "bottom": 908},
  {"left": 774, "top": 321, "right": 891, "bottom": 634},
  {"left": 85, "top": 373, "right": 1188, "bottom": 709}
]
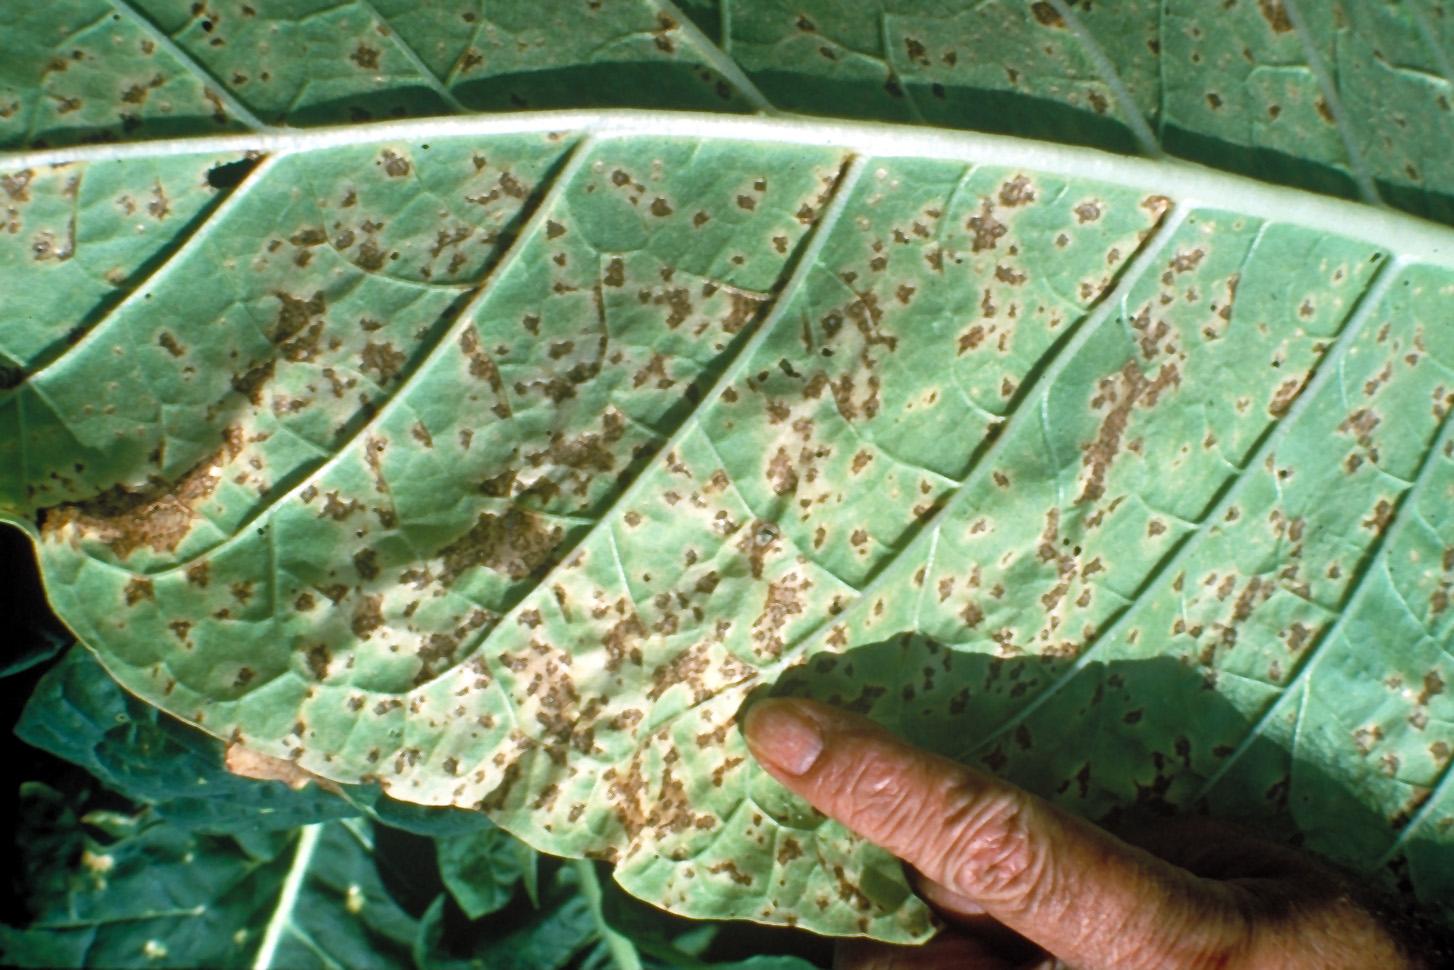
[{"left": 744, "top": 697, "right": 1425, "bottom": 970}]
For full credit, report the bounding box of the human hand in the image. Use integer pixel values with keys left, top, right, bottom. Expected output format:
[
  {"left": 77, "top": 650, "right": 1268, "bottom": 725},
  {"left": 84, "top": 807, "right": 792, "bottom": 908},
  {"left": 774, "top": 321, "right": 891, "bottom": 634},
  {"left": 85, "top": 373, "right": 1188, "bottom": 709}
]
[{"left": 743, "top": 696, "right": 1424, "bottom": 970}]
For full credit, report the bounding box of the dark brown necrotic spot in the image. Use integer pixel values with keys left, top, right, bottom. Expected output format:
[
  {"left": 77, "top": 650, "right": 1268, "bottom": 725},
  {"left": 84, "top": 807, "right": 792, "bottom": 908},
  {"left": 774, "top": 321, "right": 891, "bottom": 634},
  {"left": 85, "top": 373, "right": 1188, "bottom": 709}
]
[
  {"left": 351, "top": 595, "right": 385, "bottom": 638},
  {"left": 603, "top": 612, "right": 646, "bottom": 672},
  {"left": 379, "top": 149, "right": 411, "bottom": 177},
  {"left": 306, "top": 643, "right": 331, "bottom": 679},
  {"left": 437, "top": 510, "right": 563, "bottom": 584},
  {"left": 1030, "top": 1, "right": 1064, "bottom": 27},
  {"left": 1257, "top": 0, "right": 1294, "bottom": 32}
]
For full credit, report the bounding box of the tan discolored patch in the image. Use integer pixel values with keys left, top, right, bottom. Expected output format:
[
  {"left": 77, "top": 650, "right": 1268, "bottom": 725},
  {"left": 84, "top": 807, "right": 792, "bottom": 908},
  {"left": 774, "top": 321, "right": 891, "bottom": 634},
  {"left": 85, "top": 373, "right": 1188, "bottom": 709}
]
[{"left": 40, "top": 428, "right": 245, "bottom": 559}]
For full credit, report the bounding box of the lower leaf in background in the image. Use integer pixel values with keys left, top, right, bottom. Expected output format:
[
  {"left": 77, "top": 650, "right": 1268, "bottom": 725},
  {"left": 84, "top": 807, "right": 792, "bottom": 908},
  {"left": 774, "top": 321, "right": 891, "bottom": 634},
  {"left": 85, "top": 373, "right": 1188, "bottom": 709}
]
[{"left": 3, "top": 641, "right": 835, "bottom": 968}]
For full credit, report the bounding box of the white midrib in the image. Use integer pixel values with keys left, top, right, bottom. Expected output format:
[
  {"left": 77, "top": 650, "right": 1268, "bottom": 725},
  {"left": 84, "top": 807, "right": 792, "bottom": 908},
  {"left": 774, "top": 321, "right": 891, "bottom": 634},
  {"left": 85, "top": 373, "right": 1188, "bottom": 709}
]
[
  {"left": 251, "top": 822, "right": 322, "bottom": 970},
  {"left": 5, "top": 109, "right": 1454, "bottom": 269}
]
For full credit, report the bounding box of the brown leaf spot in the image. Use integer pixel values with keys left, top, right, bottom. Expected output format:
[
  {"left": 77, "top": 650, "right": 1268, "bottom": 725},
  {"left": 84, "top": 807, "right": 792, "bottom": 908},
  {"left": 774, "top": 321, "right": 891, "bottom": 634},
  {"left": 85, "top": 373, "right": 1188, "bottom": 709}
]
[
  {"left": 966, "top": 201, "right": 1007, "bottom": 252},
  {"left": 379, "top": 149, "right": 411, "bottom": 177},
  {"left": 998, "top": 175, "right": 1036, "bottom": 207},
  {"left": 1078, "top": 361, "right": 1180, "bottom": 504},
  {"left": 1031, "top": 2, "right": 1064, "bottom": 27},
  {"left": 438, "top": 510, "right": 563, "bottom": 584},
  {"left": 350, "top": 43, "right": 379, "bottom": 69}
]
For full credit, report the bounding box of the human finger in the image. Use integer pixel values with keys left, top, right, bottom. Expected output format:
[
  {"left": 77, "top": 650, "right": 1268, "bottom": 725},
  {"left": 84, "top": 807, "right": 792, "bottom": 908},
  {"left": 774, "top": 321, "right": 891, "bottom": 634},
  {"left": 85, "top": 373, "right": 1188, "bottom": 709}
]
[{"left": 743, "top": 697, "right": 1250, "bottom": 970}]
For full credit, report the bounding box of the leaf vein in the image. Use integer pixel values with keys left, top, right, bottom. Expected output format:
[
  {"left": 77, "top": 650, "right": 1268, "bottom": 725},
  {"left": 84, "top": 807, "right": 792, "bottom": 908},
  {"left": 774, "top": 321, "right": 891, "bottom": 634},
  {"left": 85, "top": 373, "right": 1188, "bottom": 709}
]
[
  {"left": 969, "top": 250, "right": 1403, "bottom": 760},
  {"left": 104, "top": 0, "right": 267, "bottom": 131},
  {"left": 1045, "top": 0, "right": 1162, "bottom": 157}
]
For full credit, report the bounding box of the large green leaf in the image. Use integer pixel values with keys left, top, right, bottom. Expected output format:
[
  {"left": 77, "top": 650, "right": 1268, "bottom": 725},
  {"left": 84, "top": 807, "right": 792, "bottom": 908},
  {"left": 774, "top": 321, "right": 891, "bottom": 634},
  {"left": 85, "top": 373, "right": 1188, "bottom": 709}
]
[
  {"left": 4, "top": 0, "right": 1454, "bottom": 944},
  {"left": 3, "top": 1, "right": 1453, "bottom": 221}
]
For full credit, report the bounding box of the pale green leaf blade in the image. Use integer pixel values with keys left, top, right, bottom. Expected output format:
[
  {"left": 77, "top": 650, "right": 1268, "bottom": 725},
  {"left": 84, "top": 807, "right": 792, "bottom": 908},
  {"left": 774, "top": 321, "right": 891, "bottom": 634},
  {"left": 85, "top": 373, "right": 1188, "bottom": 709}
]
[{"left": 7, "top": 112, "right": 1453, "bottom": 940}]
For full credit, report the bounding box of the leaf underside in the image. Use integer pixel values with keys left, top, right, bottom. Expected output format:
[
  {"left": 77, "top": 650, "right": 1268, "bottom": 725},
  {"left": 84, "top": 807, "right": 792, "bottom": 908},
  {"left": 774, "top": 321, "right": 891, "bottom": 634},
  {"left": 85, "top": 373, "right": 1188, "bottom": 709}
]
[{"left": 3, "top": 0, "right": 1454, "bottom": 943}]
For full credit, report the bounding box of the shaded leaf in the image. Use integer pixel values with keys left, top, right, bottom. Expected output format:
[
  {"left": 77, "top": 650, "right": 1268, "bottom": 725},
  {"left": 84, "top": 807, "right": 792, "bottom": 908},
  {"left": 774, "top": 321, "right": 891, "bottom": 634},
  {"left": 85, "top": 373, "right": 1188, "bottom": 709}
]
[
  {"left": 2, "top": 791, "right": 290, "bottom": 968},
  {"left": 415, "top": 864, "right": 597, "bottom": 970},
  {"left": 257, "top": 821, "right": 421, "bottom": 970},
  {"left": 436, "top": 825, "right": 532, "bottom": 920},
  {"left": 2, "top": 795, "right": 427, "bottom": 970},
  {"left": 4, "top": 2, "right": 1453, "bottom": 223},
  {"left": 16, "top": 644, "right": 357, "bottom": 832}
]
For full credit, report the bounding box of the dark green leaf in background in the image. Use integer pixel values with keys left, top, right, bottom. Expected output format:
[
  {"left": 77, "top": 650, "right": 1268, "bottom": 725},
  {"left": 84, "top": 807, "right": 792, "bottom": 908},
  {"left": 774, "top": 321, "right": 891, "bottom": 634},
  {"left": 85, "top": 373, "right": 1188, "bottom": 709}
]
[{"left": 436, "top": 826, "right": 532, "bottom": 921}]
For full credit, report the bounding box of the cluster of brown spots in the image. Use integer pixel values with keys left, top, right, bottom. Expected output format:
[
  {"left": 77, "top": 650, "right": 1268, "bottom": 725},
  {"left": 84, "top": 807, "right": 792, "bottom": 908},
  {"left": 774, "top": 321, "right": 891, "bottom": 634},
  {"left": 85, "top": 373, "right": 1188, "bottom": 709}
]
[
  {"left": 39, "top": 428, "right": 244, "bottom": 558},
  {"left": 647, "top": 643, "right": 712, "bottom": 703},
  {"left": 1, "top": 170, "right": 32, "bottom": 202},
  {"left": 416, "top": 614, "right": 492, "bottom": 686},
  {"left": 998, "top": 175, "right": 1036, "bottom": 207},
  {"left": 767, "top": 446, "right": 798, "bottom": 495},
  {"left": 1360, "top": 498, "right": 1394, "bottom": 534},
  {"left": 184, "top": 560, "right": 210, "bottom": 587},
  {"left": 966, "top": 200, "right": 1008, "bottom": 252},
  {"left": 458, "top": 328, "right": 511, "bottom": 418},
  {"left": 1078, "top": 360, "right": 1181, "bottom": 503},
  {"left": 709, "top": 860, "right": 753, "bottom": 886},
  {"left": 528, "top": 666, "right": 600, "bottom": 762},
  {"left": 1337, "top": 407, "right": 1381, "bottom": 474},
  {"left": 351, "top": 594, "right": 384, "bottom": 639},
  {"left": 736, "top": 519, "right": 782, "bottom": 580},
  {"left": 123, "top": 576, "right": 155, "bottom": 606},
  {"left": 359, "top": 339, "right": 405, "bottom": 384},
  {"left": 960, "top": 600, "right": 985, "bottom": 628},
  {"left": 296, "top": 641, "right": 329, "bottom": 680},
  {"left": 437, "top": 510, "right": 563, "bottom": 585},
  {"left": 1351, "top": 723, "right": 1383, "bottom": 755},
  {"left": 752, "top": 573, "right": 811, "bottom": 658},
  {"left": 1267, "top": 372, "right": 1310, "bottom": 417},
  {"left": 266, "top": 289, "right": 327, "bottom": 363},
  {"left": 603, "top": 610, "right": 647, "bottom": 672},
  {"left": 651, "top": 12, "right": 678, "bottom": 53},
  {"left": 1432, "top": 550, "right": 1453, "bottom": 616},
  {"left": 957, "top": 325, "right": 986, "bottom": 355},
  {"left": 602, "top": 736, "right": 713, "bottom": 843}
]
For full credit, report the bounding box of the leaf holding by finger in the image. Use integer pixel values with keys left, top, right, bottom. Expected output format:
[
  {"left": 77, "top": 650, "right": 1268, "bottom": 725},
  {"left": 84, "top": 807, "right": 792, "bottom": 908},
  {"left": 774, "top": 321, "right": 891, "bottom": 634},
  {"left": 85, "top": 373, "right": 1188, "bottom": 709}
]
[{"left": 6, "top": 0, "right": 1454, "bottom": 946}]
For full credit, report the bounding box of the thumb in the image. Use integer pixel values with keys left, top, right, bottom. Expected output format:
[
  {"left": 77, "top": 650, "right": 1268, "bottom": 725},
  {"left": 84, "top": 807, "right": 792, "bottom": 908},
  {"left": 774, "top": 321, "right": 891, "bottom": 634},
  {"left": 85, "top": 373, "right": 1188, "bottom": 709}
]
[{"left": 742, "top": 697, "right": 1250, "bottom": 970}]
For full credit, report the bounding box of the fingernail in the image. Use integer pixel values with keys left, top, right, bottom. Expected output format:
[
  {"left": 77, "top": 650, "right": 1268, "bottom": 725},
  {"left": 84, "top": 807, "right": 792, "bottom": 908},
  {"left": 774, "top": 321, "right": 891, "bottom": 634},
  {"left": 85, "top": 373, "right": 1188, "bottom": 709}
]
[{"left": 744, "top": 699, "right": 824, "bottom": 776}]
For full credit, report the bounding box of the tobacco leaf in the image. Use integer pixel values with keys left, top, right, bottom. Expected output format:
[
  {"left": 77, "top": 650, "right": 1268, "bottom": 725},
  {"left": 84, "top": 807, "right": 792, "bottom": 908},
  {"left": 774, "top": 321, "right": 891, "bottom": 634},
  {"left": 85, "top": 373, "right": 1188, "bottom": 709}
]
[{"left": 3, "top": 0, "right": 1454, "bottom": 943}]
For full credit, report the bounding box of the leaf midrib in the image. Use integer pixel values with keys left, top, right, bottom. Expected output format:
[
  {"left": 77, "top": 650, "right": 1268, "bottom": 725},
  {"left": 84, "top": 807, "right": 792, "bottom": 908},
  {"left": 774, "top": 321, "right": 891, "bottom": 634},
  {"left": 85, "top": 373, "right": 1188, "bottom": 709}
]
[{"left": 5, "top": 110, "right": 1452, "bottom": 268}]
